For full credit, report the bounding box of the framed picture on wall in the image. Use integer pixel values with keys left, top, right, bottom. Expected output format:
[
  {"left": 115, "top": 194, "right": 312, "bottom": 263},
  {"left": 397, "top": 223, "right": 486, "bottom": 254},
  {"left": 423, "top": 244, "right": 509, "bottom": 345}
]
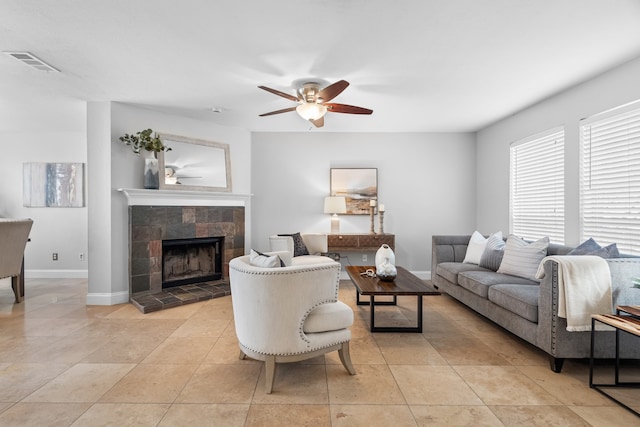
[
  {"left": 23, "top": 162, "right": 85, "bottom": 208},
  {"left": 330, "top": 168, "right": 377, "bottom": 215}
]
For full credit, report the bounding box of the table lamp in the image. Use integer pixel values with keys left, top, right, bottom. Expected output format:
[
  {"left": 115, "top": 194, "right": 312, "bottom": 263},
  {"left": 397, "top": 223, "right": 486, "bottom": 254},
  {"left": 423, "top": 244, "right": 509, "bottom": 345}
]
[{"left": 324, "top": 196, "right": 347, "bottom": 234}]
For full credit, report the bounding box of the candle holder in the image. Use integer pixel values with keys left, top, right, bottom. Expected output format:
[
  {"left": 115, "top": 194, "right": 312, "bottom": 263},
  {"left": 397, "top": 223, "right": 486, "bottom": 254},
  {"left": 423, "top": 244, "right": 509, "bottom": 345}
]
[
  {"left": 369, "top": 206, "right": 376, "bottom": 234},
  {"left": 379, "top": 211, "right": 385, "bottom": 234}
]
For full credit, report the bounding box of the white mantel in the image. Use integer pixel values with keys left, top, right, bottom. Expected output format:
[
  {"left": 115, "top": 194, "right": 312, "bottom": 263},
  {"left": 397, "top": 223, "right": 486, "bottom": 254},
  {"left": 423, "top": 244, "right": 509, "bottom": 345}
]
[{"left": 119, "top": 188, "right": 252, "bottom": 207}]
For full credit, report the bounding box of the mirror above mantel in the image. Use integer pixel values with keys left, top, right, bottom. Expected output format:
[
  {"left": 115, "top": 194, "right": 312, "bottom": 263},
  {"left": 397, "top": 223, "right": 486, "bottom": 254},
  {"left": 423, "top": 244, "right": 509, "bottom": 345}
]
[{"left": 158, "top": 133, "right": 232, "bottom": 192}]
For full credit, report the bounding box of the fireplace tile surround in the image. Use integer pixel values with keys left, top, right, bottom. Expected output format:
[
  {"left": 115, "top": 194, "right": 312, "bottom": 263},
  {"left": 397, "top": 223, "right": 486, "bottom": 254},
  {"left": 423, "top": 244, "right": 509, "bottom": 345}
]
[{"left": 120, "top": 189, "right": 249, "bottom": 313}]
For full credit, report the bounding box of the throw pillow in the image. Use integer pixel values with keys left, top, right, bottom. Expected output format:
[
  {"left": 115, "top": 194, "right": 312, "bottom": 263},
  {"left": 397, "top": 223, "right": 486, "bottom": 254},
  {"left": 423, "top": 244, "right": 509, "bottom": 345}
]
[
  {"left": 277, "top": 232, "right": 309, "bottom": 257},
  {"left": 249, "top": 249, "right": 284, "bottom": 268},
  {"left": 568, "top": 238, "right": 620, "bottom": 259},
  {"left": 479, "top": 234, "right": 506, "bottom": 271},
  {"left": 601, "top": 243, "right": 620, "bottom": 258},
  {"left": 567, "top": 237, "right": 601, "bottom": 255},
  {"left": 497, "top": 235, "right": 550, "bottom": 281},
  {"left": 463, "top": 230, "right": 502, "bottom": 264}
]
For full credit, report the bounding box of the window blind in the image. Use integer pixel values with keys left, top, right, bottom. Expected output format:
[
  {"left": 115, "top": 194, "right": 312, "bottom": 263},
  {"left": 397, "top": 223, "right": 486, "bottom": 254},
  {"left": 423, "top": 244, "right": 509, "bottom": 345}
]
[
  {"left": 510, "top": 127, "right": 564, "bottom": 244},
  {"left": 580, "top": 102, "right": 640, "bottom": 255}
]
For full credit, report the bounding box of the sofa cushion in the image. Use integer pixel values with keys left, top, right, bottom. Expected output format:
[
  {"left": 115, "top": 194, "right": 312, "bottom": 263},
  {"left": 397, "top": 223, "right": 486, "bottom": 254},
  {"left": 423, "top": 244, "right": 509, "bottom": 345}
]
[
  {"left": 497, "top": 235, "right": 549, "bottom": 281},
  {"left": 458, "top": 270, "right": 538, "bottom": 298},
  {"left": 488, "top": 284, "right": 540, "bottom": 323},
  {"left": 291, "top": 255, "right": 335, "bottom": 266},
  {"left": 436, "top": 262, "right": 489, "bottom": 284}
]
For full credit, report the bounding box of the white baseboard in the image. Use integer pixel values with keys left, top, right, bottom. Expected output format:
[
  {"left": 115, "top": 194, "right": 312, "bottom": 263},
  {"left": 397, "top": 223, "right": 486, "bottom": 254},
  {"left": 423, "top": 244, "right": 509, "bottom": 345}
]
[
  {"left": 25, "top": 269, "right": 88, "bottom": 279},
  {"left": 86, "top": 291, "right": 129, "bottom": 306}
]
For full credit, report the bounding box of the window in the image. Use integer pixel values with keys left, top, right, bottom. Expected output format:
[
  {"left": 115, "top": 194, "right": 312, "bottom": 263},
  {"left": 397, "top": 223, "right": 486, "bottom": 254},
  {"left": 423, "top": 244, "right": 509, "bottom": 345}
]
[
  {"left": 510, "top": 127, "right": 565, "bottom": 243},
  {"left": 580, "top": 101, "right": 640, "bottom": 255}
]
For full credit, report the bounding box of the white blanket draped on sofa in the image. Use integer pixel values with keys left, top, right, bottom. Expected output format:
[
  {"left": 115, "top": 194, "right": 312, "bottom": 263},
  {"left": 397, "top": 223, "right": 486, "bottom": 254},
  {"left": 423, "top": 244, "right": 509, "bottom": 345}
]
[{"left": 536, "top": 255, "right": 612, "bottom": 331}]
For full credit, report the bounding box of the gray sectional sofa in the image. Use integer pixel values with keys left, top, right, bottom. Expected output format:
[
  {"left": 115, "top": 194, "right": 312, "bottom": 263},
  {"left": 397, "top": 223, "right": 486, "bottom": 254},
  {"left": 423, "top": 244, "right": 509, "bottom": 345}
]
[{"left": 431, "top": 235, "right": 640, "bottom": 372}]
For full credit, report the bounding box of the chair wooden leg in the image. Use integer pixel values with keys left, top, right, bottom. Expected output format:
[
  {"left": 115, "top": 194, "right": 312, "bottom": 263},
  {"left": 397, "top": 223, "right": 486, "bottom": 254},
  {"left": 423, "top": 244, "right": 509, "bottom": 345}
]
[
  {"left": 11, "top": 259, "right": 25, "bottom": 303},
  {"left": 11, "top": 275, "right": 23, "bottom": 303},
  {"left": 338, "top": 342, "right": 356, "bottom": 375},
  {"left": 265, "top": 355, "right": 276, "bottom": 394},
  {"left": 239, "top": 350, "right": 247, "bottom": 360}
]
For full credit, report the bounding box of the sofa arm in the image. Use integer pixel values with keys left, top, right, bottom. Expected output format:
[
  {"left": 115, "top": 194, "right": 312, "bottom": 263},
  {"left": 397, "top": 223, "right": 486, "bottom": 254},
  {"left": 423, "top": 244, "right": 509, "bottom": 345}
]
[
  {"left": 539, "top": 257, "right": 640, "bottom": 318},
  {"left": 606, "top": 258, "right": 640, "bottom": 307},
  {"left": 537, "top": 257, "right": 640, "bottom": 354},
  {"left": 431, "top": 235, "right": 472, "bottom": 281}
]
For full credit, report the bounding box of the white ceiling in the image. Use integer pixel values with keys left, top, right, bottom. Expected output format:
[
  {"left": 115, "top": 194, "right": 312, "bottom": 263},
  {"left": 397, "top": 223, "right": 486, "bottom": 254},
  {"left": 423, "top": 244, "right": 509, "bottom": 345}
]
[{"left": 1, "top": 0, "right": 640, "bottom": 133}]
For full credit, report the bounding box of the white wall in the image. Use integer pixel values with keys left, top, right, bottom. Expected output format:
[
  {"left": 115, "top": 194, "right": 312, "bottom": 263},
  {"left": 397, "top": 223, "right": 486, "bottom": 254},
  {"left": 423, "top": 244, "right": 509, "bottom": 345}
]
[
  {"left": 251, "top": 132, "right": 476, "bottom": 273},
  {"left": 84, "top": 102, "right": 252, "bottom": 304},
  {"left": 476, "top": 56, "right": 640, "bottom": 246},
  {"left": 0, "top": 96, "right": 87, "bottom": 278}
]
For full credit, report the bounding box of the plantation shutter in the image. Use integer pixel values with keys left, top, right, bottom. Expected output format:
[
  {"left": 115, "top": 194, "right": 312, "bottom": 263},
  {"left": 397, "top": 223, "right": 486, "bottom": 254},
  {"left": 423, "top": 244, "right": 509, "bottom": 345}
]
[
  {"left": 510, "top": 127, "right": 565, "bottom": 243},
  {"left": 580, "top": 102, "right": 640, "bottom": 255}
]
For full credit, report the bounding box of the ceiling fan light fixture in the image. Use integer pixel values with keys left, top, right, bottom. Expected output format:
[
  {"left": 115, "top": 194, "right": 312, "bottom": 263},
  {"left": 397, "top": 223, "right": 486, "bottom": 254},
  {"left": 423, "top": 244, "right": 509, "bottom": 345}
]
[{"left": 296, "top": 102, "right": 327, "bottom": 120}]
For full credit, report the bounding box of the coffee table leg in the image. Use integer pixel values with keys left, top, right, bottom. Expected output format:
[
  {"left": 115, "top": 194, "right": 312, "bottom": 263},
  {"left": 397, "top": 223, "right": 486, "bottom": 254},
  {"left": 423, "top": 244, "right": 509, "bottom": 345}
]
[
  {"left": 368, "top": 294, "right": 424, "bottom": 333},
  {"left": 370, "top": 295, "right": 375, "bottom": 330},
  {"left": 416, "top": 295, "right": 423, "bottom": 333}
]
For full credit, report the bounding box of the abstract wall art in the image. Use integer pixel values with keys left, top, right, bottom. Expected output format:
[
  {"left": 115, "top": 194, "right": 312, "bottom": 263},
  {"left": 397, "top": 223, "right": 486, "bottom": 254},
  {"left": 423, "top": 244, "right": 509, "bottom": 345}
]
[{"left": 23, "top": 162, "right": 85, "bottom": 208}]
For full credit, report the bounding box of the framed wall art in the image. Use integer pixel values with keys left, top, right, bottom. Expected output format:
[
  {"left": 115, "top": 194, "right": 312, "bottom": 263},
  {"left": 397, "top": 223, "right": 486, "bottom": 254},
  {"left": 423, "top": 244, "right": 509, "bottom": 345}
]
[
  {"left": 23, "top": 162, "right": 85, "bottom": 208},
  {"left": 330, "top": 168, "right": 377, "bottom": 215}
]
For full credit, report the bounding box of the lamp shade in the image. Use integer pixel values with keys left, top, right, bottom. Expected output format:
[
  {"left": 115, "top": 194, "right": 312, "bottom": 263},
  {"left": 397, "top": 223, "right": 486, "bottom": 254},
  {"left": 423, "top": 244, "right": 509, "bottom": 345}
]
[
  {"left": 324, "top": 196, "right": 347, "bottom": 214},
  {"left": 297, "top": 102, "right": 328, "bottom": 120}
]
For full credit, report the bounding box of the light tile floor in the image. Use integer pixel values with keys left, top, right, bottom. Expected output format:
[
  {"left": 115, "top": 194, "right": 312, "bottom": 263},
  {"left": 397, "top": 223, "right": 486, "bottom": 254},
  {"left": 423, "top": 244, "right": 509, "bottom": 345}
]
[{"left": 0, "top": 278, "right": 638, "bottom": 426}]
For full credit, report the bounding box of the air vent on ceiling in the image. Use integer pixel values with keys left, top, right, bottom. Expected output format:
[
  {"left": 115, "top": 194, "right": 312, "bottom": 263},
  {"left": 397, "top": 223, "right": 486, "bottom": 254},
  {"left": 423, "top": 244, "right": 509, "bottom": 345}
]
[{"left": 3, "top": 51, "right": 60, "bottom": 72}]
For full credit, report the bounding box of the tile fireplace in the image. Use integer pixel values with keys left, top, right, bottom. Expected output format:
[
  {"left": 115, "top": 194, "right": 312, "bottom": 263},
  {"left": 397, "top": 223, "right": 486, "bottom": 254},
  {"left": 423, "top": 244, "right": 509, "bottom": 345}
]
[{"left": 127, "top": 203, "right": 245, "bottom": 313}]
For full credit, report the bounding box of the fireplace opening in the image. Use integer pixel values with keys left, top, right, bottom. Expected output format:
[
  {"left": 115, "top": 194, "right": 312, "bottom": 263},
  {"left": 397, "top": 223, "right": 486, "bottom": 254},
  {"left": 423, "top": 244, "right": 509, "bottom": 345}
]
[{"left": 162, "top": 236, "right": 223, "bottom": 288}]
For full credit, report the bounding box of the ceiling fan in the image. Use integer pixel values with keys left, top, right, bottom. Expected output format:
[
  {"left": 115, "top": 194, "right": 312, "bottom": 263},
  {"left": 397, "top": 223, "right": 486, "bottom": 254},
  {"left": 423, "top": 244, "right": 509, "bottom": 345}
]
[{"left": 258, "top": 80, "right": 373, "bottom": 128}]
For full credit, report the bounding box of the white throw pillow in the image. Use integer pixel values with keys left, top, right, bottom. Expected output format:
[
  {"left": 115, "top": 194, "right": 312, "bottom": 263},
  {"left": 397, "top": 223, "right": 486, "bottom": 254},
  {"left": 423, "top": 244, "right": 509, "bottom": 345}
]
[
  {"left": 497, "top": 235, "right": 549, "bottom": 281},
  {"left": 249, "top": 249, "right": 283, "bottom": 268},
  {"left": 463, "top": 230, "right": 502, "bottom": 264}
]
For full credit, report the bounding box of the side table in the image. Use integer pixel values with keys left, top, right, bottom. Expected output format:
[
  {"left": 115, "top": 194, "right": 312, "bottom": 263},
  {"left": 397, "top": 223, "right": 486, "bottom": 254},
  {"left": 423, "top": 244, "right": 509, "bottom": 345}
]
[{"left": 589, "top": 305, "right": 640, "bottom": 416}]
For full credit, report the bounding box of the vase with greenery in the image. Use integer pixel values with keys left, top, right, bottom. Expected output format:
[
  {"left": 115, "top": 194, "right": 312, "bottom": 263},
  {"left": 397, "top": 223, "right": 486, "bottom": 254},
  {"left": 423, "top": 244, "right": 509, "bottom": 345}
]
[
  {"left": 119, "top": 129, "right": 170, "bottom": 189},
  {"left": 119, "top": 128, "right": 171, "bottom": 155}
]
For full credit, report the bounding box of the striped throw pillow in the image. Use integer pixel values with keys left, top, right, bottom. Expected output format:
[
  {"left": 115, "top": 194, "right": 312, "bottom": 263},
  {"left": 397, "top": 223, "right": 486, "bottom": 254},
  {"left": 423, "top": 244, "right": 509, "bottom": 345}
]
[
  {"left": 497, "top": 235, "right": 549, "bottom": 281},
  {"left": 479, "top": 234, "right": 506, "bottom": 271}
]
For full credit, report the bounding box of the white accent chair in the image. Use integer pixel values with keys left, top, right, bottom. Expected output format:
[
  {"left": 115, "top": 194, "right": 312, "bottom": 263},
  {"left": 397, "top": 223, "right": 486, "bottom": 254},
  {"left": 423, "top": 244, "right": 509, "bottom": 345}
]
[
  {"left": 0, "top": 218, "right": 33, "bottom": 303},
  {"left": 269, "top": 233, "right": 332, "bottom": 265},
  {"left": 229, "top": 253, "right": 356, "bottom": 393}
]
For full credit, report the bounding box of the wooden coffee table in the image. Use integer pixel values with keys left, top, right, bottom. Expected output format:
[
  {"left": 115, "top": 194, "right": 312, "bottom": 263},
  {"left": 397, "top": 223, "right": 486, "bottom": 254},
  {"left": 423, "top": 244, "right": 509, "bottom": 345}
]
[{"left": 346, "top": 265, "right": 440, "bottom": 333}]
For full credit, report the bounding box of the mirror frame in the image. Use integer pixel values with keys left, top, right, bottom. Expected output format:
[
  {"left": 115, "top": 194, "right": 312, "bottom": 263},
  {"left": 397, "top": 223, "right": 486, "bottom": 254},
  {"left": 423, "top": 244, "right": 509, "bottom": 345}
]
[{"left": 157, "top": 133, "right": 232, "bottom": 192}]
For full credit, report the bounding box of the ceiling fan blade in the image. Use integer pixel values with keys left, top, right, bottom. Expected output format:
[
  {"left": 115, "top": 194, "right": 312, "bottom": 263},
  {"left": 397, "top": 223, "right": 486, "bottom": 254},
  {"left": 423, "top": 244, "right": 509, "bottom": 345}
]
[
  {"left": 259, "top": 106, "right": 297, "bottom": 117},
  {"left": 258, "top": 85, "right": 299, "bottom": 102},
  {"left": 310, "top": 116, "right": 324, "bottom": 128},
  {"left": 318, "top": 80, "right": 349, "bottom": 102},
  {"left": 325, "top": 103, "right": 373, "bottom": 115}
]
